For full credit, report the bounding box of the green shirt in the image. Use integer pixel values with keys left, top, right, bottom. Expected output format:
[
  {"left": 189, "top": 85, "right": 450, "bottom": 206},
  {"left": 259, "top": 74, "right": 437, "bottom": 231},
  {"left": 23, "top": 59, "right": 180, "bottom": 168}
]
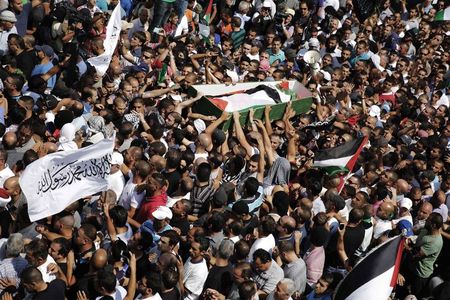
[{"left": 415, "top": 230, "right": 443, "bottom": 278}]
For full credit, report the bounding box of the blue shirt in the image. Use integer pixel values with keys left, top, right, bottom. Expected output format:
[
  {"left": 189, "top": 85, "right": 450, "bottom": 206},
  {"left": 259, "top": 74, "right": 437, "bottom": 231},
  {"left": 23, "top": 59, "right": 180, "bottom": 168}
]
[
  {"left": 31, "top": 62, "right": 56, "bottom": 90},
  {"left": 267, "top": 49, "right": 286, "bottom": 65}
]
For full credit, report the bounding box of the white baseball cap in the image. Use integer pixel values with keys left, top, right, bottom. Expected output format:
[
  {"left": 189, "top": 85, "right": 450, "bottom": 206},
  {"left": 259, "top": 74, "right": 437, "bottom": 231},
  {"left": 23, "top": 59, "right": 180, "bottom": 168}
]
[
  {"left": 400, "top": 197, "right": 413, "bottom": 210},
  {"left": 369, "top": 105, "right": 381, "bottom": 118},
  {"left": 152, "top": 206, "right": 173, "bottom": 220}
]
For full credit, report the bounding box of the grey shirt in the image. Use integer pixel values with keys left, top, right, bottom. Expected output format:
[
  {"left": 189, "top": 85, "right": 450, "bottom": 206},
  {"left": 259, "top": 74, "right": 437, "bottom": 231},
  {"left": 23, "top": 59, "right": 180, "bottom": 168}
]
[
  {"left": 283, "top": 258, "right": 307, "bottom": 293},
  {"left": 252, "top": 260, "right": 284, "bottom": 294}
]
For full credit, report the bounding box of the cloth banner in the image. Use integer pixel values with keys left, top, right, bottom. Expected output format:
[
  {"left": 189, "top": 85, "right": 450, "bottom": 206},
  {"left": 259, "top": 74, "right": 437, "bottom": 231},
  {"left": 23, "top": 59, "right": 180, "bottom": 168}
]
[
  {"left": 20, "top": 135, "right": 115, "bottom": 222},
  {"left": 334, "top": 235, "right": 405, "bottom": 300},
  {"left": 88, "top": 1, "right": 122, "bottom": 76}
]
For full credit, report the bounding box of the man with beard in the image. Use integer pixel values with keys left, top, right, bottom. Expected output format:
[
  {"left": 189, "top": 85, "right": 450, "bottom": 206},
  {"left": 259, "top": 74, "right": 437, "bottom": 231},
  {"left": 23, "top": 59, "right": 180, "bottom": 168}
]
[
  {"left": 72, "top": 225, "right": 97, "bottom": 276},
  {"left": 112, "top": 97, "right": 128, "bottom": 128},
  {"left": 320, "top": 35, "right": 341, "bottom": 58},
  {"left": 136, "top": 271, "right": 163, "bottom": 300},
  {"left": 134, "top": 174, "right": 168, "bottom": 225}
]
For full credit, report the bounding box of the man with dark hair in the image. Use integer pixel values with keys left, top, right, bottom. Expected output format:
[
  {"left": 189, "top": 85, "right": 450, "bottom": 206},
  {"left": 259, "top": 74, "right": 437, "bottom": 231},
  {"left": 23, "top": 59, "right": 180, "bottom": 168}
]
[
  {"left": 8, "top": 33, "right": 35, "bottom": 79},
  {"left": 334, "top": 208, "right": 365, "bottom": 270},
  {"left": 232, "top": 177, "right": 264, "bottom": 214},
  {"left": 278, "top": 240, "right": 307, "bottom": 295},
  {"left": 4, "top": 73, "right": 24, "bottom": 110},
  {"left": 251, "top": 248, "right": 284, "bottom": 297},
  {"left": 96, "top": 269, "right": 127, "bottom": 299},
  {"left": 119, "top": 159, "right": 151, "bottom": 225},
  {"left": 73, "top": 224, "right": 97, "bottom": 279},
  {"left": 25, "top": 239, "right": 58, "bottom": 283},
  {"left": 407, "top": 212, "right": 444, "bottom": 297},
  {"left": 190, "top": 162, "right": 217, "bottom": 217},
  {"left": 161, "top": 268, "right": 180, "bottom": 299},
  {"left": 21, "top": 266, "right": 66, "bottom": 300},
  {"left": 136, "top": 271, "right": 163, "bottom": 299},
  {"left": 183, "top": 237, "right": 210, "bottom": 299},
  {"left": 134, "top": 173, "right": 168, "bottom": 225},
  {"left": 248, "top": 216, "right": 276, "bottom": 260},
  {"left": 49, "top": 237, "right": 71, "bottom": 273},
  {"left": 105, "top": 205, "right": 131, "bottom": 244},
  {"left": 163, "top": 148, "right": 182, "bottom": 196}
]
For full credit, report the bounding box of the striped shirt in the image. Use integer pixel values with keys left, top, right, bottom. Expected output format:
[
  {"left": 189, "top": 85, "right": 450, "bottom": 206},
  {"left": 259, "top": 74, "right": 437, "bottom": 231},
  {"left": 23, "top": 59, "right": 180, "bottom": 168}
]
[
  {"left": 0, "top": 256, "right": 29, "bottom": 291},
  {"left": 190, "top": 181, "right": 216, "bottom": 216},
  {"left": 231, "top": 29, "right": 246, "bottom": 50}
]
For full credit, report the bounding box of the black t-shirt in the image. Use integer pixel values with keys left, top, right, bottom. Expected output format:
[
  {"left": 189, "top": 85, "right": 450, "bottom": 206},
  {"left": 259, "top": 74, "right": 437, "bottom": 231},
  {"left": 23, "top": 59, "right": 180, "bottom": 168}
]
[
  {"left": 17, "top": 50, "right": 38, "bottom": 80},
  {"left": 170, "top": 216, "right": 190, "bottom": 236},
  {"left": 163, "top": 169, "right": 181, "bottom": 196},
  {"left": 161, "top": 288, "right": 181, "bottom": 300},
  {"left": 343, "top": 224, "right": 365, "bottom": 266},
  {"left": 33, "top": 279, "right": 66, "bottom": 300},
  {"left": 201, "top": 264, "right": 233, "bottom": 298}
]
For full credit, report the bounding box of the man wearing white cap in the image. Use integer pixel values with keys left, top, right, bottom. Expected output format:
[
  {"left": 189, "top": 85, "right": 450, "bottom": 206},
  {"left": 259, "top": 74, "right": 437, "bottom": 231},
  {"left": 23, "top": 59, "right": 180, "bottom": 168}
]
[
  {"left": 107, "top": 152, "right": 126, "bottom": 200},
  {"left": 0, "top": 10, "right": 17, "bottom": 55},
  {"left": 255, "top": 0, "right": 276, "bottom": 18}
]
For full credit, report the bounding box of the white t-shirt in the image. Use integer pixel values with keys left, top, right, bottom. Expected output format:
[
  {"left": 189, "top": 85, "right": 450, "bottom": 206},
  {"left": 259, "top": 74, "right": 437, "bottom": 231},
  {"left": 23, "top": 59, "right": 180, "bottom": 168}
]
[
  {"left": 37, "top": 255, "right": 57, "bottom": 283},
  {"left": 119, "top": 176, "right": 145, "bottom": 211},
  {"left": 0, "top": 166, "right": 14, "bottom": 188},
  {"left": 183, "top": 258, "right": 209, "bottom": 300},
  {"left": 96, "top": 286, "right": 127, "bottom": 300},
  {"left": 248, "top": 234, "right": 276, "bottom": 261},
  {"left": 108, "top": 171, "right": 126, "bottom": 201},
  {"left": 312, "top": 197, "right": 326, "bottom": 216}
]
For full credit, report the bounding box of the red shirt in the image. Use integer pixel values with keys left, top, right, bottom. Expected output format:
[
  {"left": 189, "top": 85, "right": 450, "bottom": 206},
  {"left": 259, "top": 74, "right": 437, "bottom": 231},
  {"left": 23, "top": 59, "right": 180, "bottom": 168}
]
[{"left": 135, "top": 193, "right": 168, "bottom": 224}]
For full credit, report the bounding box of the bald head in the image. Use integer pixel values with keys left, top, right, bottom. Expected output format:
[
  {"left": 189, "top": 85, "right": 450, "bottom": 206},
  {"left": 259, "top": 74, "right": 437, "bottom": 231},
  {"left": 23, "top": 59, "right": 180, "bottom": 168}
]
[
  {"left": 158, "top": 252, "right": 178, "bottom": 271},
  {"left": 4, "top": 176, "right": 20, "bottom": 192},
  {"left": 298, "top": 198, "right": 313, "bottom": 211},
  {"left": 377, "top": 201, "right": 395, "bottom": 220},
  {"left": 198, "top": 133, "right": 211, "bottom": 148},
  {"left": 2, "top": 132, "right": 17, "bottom": 149},
  {"left": 150, "top": 155, "right": 166, "bottom": 172},
  {"left": 280, "top": 215, "right": 296, "bottom": 229},
  {"left": 396, "top": 179, "right": 410, "bottom": 194},
  {"left": 134, "top": 160, "right": 151, "bottom": 178},
  {"left": 44, "top": 142, "right": 58, "bottom": 154},
  {"left": 418, "top": 201, "right": 433, "bottom": 221},
  {"left": 128, "top": 146, "right": 143, "bottom": 161},
  {"left": 59, "top": 215, "right": 75, "bottom": 228},
  {"left": 91, "top": 249, "right": 108, "bottom": 270}
]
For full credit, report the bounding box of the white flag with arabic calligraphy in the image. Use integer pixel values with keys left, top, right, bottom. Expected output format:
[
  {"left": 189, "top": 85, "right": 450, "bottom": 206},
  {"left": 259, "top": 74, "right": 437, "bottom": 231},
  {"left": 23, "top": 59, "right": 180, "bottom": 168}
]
[
  {"left": 87, "top": 1, "right": 122, "bottom": 76},
  {"left": 20, "top": 135, "right": 115, "bottom": 222}
]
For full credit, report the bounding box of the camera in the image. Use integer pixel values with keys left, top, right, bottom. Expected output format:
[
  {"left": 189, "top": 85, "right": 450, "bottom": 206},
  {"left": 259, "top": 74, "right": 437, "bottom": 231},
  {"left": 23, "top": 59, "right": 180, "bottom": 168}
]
[{"left": 274, "top": 12, "right": 288, "bottom": 23}]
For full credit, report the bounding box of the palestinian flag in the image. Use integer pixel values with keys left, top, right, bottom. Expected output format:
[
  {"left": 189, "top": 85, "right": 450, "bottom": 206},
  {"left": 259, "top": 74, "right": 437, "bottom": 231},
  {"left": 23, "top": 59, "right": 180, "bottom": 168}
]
[
  {"left": 334, "top": 235, "right": 405, "bottom": 300},
  {"left": 435, "top": 7, "right": 450, "bottom": 21},
  {"left": 203, "top": 0, "right": 214, "bottom": 25},
  {"left": 313, "top": 136, "right": 367, "bottom": 175},
  {"left": 157, "top": 63, "right": 168, "bottom": 84}
]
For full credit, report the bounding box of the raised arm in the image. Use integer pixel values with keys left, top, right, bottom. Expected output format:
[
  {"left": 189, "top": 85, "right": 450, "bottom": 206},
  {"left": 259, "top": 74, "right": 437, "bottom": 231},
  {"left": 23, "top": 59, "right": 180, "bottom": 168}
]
[
  {"left": 255, "top": 134, "right": 266, "bottom": 183},
  {"left": 205, "top": 111, "right": 229, "bottom": 135},
  {"left": 124, "top": 254, "right": 136, "bottom": 300},
  {"left": 248, "top": 108, "right": 258, "bottom": 132},
  {"left": 233, "top": 111, "right": 254, "bottom": 159},
  {"left": 174, "top": 91, "right": 204, "bottom": 114},
  {"left": 264, "top": 105, "right": 273, "bottom": 135},
  {"left": 255, "top": 119, "right": 275, "bottom": 166}
]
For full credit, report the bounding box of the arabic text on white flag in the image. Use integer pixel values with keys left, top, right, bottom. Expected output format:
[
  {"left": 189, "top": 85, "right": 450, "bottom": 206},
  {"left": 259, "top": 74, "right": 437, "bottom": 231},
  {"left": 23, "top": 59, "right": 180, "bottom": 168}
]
[
  {"left": 87, "top": 1, "right": 122, "bottom": 76},
  {"left": 20, "top": 135, "right": 115, "bottom": 222}
]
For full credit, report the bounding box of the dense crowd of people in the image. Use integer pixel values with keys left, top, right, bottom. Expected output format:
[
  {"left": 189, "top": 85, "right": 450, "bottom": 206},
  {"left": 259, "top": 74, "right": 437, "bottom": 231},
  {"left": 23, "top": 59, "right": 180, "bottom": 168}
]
[{"left": 0, "top": 0, "right": 448, "bottom": 299}]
